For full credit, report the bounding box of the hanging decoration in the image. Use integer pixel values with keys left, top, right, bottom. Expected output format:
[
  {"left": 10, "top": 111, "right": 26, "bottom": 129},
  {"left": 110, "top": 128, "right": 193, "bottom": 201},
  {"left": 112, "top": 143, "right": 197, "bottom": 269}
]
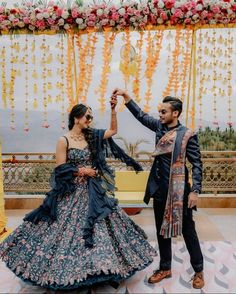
[
  {"left": 41, "top": 35, "right": 49, "bottom": 128},
  {"left": 67, "top": 32, "right": 76, "bottom": 111},
  {"left": 144, "top": 30, "right": 163, "bottom": 113},
  {"left": 132, "top": 31, "right": 144, "bottom": 103},
  {"left": 96, "top": 30, "right": 116, "bottom": 113},
  {"left": 23, "top": 35, "right": 29, "bottom": 132},
  {"left": 179, "top": 30, "right": 192, "bottom": 103},
  {"left": 162, "top": 29, "right": 181, "bottom": 98},
  {"left": 1, "top": 1, "right": 236, "bottom": 35},
  {"left": 226, "top": 30, "right": 233, "bottom": 128},
  {"left": 196, "top": 29, "right": 203, "bottom": 129},
  {"left": 1, "top": 45, "right": 7, "bottom": 109},
  {"left": 9, "top": 35, "right": 16, "bottom": 130}
]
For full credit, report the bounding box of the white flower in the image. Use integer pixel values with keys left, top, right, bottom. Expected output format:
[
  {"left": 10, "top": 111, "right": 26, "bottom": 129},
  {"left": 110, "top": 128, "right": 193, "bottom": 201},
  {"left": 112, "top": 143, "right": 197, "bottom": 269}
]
[
  {"left": 52, "top": 14, "right": 57, "bottom": 20},
  {"left": 171, "top": 7, "right": 176, "bottom": 14},
  {"left": 130, "top": 17, "right": 135, "bottom": 22},
  {"left": 192, "top": 14, "right": 199, "bottom": 20},
  {"left": 76, "top": 18, "right": 83, "bottom": 25},
  {"left": 157, "top": 18, "right": 164, "bottom": 24},
  {"left": 36, "top": 13, "right": 44, "bottom": 20},
  {"left": 158, "top": 1, "right": 165, "bottom": 9},
  {"left": 96, "top": 9, "right": 103, "bottom": 16},
  {"left": 104, "top": 8, "right": 109, "bottom": 15},
  {"left": 109, "top": 20, "right": 115, "bottom": 26},
  {"left": 42, "top": 12, "right": 50, "bottom": 19},
  {"left": 149, "top": 3, "right": 154, "bottom": 9},
  {"left": 58, "top": 18, "right": 64, "bottom": 26},
  {"left": 64, "top": 24, "right": 70, "bottom": 29},
  {"left": 151, "top": 8, "right": 158, "bottom": 14},
  {"left": 78, "top": 23, "right": 86, "bottom": 29},
  {"left": 196, "top": 4, "right": 203, "bottom": 11},
  {"left": 8, "top": 15, "right": 15, "bottom": 21},
  {"left": 186, "top": 11, "right": 193, "bottom": 18},
  {"left": 61, "top": 11, "right": 69, "bottom": 19},
  {"left": 118, "top": 8, "right": 126, "bottom": 16},
  {"left": 29, "top": 24, "right": 35, "bottom": 30},
  {"left": 18, "top": 21, "right": 25, "bottom": 28}
]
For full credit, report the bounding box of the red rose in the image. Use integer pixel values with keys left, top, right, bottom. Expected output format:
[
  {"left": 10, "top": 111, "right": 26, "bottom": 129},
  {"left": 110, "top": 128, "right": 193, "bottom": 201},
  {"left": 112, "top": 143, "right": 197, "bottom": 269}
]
[
  {"left": 231, "top": 4, "right": 236, "bottom": 11},
  {"left": 164, "top": 0, "right": 175, "bottom": 9}
]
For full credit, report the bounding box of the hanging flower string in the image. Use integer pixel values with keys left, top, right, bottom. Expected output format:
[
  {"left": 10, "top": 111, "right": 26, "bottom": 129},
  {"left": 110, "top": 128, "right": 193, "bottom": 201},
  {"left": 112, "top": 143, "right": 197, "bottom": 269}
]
[
  {"left": 226, "top": 30, "right": 233, "bottom": 127},
  {"left": 162, "top": 29, "right": 181, "bottom": 98},
  {"left": 96, "top": 30, "right": 116, "bottom": 113},
  {"left": 1, "top": 1, "right": 236, "bottom": 34},
  {"left": 31, "top": 37, "right": 38, "bottom": 110},
  {"left": 9, "top": 35, "right": 16, "bottom": 130},
  {"left": 23, "top": 35, "right": 29, "bottom": 132},
  {"left": 67, "top": 32, "right": 75, "bottom": 111},
  {"left": 180, "top": 30, "right": 192, "bottom": 104},
  {"left": 196, "top": 29, "right": 203, "bottom": 129},
  {"left": 75, "top": 33, "right": 93, "bottom": 103},
  {"left": 1, "top": 46, "right": 7, "bottom": 109},
  {"left": 132, "top": 31, "right": 144, "bottom": 103},
  {"left": 144, "top": 30, "right": 163, "bottom": 113},
  {"left": 41, "top": 35, "right": 49, "bottom": 128},
  {"left": 81, "top": 33, "right": 97, "bottom": 103}
]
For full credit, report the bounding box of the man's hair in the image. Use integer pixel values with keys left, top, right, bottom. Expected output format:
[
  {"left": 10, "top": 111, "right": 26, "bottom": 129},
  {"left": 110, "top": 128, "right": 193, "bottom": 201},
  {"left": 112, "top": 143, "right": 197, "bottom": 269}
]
[{"left": 162, "top": 96, "right": 183, "bottom": 117}]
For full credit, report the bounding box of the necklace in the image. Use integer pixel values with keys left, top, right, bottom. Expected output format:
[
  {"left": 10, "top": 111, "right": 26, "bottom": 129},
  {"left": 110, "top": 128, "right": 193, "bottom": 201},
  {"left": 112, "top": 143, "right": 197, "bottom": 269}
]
[{"left": 69, "top": 133, "right": 85, "bottom": 142}]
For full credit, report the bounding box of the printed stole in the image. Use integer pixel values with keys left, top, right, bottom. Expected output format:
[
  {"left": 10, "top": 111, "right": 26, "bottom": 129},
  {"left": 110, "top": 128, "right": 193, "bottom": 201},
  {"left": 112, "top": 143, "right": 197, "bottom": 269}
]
[{"left": 153, "top": 128, "right": 193, "bottom": 238}]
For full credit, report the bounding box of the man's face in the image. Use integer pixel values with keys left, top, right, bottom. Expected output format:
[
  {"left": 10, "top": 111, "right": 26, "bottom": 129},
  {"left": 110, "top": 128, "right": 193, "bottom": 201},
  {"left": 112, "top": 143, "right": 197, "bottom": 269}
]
[{"left": 158, "top": 103, "right": 178, "bottom": 125}]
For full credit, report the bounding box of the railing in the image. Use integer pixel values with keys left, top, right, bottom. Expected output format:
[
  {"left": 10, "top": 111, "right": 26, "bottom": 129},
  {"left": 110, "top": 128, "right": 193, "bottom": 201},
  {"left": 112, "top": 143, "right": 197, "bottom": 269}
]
[{"left": 1, "top": 151, "right": 236, "bottom": 194}]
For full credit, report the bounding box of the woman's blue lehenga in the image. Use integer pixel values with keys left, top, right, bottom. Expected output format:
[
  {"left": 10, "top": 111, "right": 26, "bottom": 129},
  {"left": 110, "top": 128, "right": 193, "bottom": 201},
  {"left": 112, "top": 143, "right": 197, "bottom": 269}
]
[{"left": 0, "top": 146, "right": 156, "bottom": 290}]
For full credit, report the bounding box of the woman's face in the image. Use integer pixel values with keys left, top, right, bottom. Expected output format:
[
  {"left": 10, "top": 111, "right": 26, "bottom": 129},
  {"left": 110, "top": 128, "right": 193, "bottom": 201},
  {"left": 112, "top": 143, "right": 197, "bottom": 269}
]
[{"left": 76, "top": 108, "right": 93, "bottom": 129}]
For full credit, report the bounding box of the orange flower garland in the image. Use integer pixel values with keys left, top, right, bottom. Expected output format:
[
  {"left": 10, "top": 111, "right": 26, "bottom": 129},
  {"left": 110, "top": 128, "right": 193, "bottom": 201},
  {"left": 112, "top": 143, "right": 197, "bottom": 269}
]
[
  {"left": 96, "top": 30, "right": 116, "bottom": 113},
  {"left": 144, "top": 30, "right": 163, "bottom": 113},
  {"left": 132, "top": 31, "right": 144, "bottom": 103},
  {"left": 162, "top": 29, "right": 182, "bottom": 98}
]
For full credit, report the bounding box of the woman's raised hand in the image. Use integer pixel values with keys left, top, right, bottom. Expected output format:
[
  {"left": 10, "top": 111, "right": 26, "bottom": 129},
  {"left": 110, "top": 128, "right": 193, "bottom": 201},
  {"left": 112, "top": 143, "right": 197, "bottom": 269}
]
[{"left": 110, "top": 94, "right": 118, "bottom": 109}]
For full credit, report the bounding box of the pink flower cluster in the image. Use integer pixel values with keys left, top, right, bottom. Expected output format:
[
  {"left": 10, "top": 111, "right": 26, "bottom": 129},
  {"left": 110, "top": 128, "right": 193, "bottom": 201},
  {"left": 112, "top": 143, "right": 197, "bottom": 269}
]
[{"left": 0, "top": 0, "right": 236, "bottom": 33}]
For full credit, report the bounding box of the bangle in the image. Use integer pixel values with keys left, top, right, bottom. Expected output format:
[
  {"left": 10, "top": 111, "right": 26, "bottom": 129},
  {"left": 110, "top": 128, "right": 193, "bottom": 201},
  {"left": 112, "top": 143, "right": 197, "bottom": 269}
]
[{"left": 111, "top": 113, "right": 117, "bottom": 115}]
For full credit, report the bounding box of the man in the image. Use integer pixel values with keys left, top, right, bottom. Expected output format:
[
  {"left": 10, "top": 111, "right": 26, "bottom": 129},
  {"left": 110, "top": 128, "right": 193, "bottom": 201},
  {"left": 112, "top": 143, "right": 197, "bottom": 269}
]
[{"left": 113, "top": 88, "right": 204, "bottom": 289}]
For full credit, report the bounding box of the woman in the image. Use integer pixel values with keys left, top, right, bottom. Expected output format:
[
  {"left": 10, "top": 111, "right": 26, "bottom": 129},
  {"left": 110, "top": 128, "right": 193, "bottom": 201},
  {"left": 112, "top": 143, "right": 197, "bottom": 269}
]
[{"left": 0, "top": 96, "right": 156, "bottom": 290}]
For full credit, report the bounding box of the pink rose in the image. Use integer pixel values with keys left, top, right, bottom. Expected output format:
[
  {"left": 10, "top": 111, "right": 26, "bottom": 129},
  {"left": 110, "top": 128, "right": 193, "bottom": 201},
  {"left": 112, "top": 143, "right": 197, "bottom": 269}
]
[
  {"left": 55, "top": 7, "right": 63, "bottom": 17},
  {"left": 174, "top": 9, "right": 184, "bottom": 18},
  {"left": 160, "top": 11, "right": 168, "bottom": 20},
  {"left": 36, "top": 19, "right": 45, "bottom": 28},
  {"left": 0, "top": 6, "right": 5, "bottom": 13},
  {"left": 23, "top": 16, "right": 30, "bottom": 24},
  {"left": 111, "top": 12, "right": 119, "bottom": 21},
  {"left": 184, "top": 18, "right": 191, "bottom": 24},
  {"left": 88, "top": 13, "right": 96, "bottom": 21},
  {"left": 133, "top": 10, "right": 141, "bottom": 17},
  {"left": 47, "top": 18, "right": 55, "bottom": 25},
  {"left": 87, "top": 20, "right": 95, "bottom": 27},
  {"left": 211, "top": 6, "right": 220, "bottom": 14},
  {"left": 12, "top": 18, "right": 19, "bottom": 25},
  {"left": 127, "top": 7, "right": 134, "bottom": 15},
  {"left": 72, "top": 8, "right": 79, "bottom": 18},
  {"left": 164, "top": 0, "right": 175, "bottom": 9}
]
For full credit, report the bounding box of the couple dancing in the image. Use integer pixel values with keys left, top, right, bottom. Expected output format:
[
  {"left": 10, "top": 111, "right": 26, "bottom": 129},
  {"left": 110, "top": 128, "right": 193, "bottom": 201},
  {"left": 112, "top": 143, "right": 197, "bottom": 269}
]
[{"left": 0, "top": 89, "right": 204, "bottom": 291}]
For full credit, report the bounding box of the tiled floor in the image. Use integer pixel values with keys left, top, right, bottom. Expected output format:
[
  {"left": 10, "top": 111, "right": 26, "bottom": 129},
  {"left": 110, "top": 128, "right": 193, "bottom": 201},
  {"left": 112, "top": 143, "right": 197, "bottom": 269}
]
[{"left": 1, "top": 208, "right": 236, "bottom": 293}]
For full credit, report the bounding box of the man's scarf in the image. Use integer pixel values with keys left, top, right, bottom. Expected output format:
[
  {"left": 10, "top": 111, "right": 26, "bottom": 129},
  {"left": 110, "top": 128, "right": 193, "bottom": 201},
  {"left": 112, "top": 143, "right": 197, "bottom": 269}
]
[{"left": 153, "top": 127, "right": 193, "bottom": 238}]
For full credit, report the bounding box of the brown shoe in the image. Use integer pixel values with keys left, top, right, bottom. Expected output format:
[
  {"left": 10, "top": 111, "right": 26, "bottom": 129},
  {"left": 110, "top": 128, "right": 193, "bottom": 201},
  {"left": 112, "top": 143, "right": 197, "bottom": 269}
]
[
  {"left": 148, "top": 269, "right": 172, "bottom": 284},
  {"left": 192, "top": 271, "right": 205, "bottom": 289}
]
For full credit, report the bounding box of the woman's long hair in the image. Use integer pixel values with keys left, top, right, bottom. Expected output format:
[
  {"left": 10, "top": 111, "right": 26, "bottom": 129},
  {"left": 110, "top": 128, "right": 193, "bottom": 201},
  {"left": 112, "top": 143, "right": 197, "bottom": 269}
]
[{"left": 68, "top": 104, "right": 96, "bottom": 163}]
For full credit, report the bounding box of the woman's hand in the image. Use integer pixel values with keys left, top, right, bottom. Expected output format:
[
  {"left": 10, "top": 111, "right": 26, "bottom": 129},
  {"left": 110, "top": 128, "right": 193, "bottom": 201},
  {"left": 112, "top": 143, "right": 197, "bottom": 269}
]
[
  {"left": 110, "top": 95, "right": 117, "bottom": 109},
  {"left": 78, "top": 167, "right": 97, "bottom": 177}
]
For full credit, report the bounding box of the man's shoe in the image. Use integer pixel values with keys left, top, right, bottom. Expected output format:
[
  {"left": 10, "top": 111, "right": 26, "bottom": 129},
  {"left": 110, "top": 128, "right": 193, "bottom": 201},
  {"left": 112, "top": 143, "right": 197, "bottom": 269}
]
[
  {"left": 192, "top": 271, "right": 205, "bottom": 289},
  {"left": 148, "top": 269, "right": 172, "bottom": 284}
]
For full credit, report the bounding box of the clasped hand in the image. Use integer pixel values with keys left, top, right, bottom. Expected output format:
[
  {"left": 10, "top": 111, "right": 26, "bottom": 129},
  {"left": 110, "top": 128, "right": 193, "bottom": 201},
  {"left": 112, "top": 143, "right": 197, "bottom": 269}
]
[{"left": 78, "top": 167, "right": 97, "bottom": 178}]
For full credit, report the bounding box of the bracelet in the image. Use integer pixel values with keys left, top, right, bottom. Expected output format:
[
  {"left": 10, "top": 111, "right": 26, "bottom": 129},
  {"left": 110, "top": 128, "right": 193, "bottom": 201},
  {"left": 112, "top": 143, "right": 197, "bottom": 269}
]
[{"left": 111, "top": 113, "right": 117, "bottom": 115}]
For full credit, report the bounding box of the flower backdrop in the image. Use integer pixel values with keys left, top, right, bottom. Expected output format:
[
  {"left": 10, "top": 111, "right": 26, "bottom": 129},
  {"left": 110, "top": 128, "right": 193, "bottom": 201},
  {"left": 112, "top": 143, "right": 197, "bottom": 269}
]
[{"left": 0, "top": 0, "right": 236, "bottom": 34}]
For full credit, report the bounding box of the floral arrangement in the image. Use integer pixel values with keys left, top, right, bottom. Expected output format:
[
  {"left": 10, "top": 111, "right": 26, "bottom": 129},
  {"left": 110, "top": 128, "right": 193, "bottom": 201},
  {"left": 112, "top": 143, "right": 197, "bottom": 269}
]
[{"left": 0, "top": 0, "right": 236, "bottom": 34}]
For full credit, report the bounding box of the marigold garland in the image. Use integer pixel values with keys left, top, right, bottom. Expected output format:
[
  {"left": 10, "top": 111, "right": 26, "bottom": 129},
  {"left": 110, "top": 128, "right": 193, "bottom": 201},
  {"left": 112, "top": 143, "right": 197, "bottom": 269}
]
[
  {"left": 162, "top": 29, "right": 181, "bottom": 98},
  {"left": 144, "top": 30, "right": 163, "bottom": 113},
  {"left": 132, "top": 31, "right": 144, "bottom": 103},
  {"left": 96, "top": 30, "right": 116, "bottom": 113}
]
